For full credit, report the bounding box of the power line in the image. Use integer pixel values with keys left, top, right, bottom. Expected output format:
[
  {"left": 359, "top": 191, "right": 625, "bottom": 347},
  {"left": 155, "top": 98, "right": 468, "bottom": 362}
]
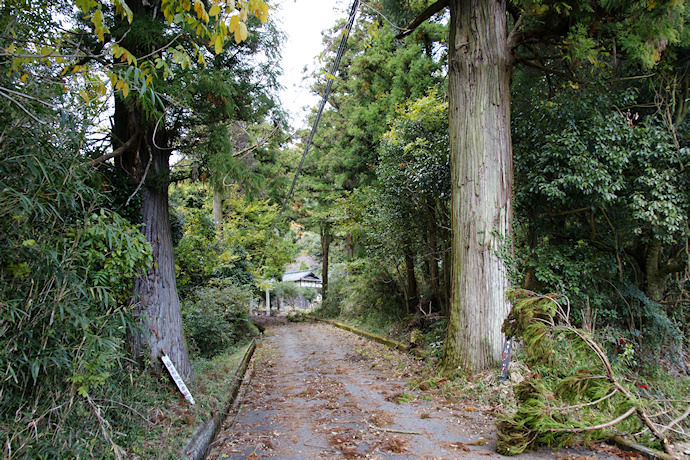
[{"left": 279, "top": 0, "right": 360, "bottom": 217}]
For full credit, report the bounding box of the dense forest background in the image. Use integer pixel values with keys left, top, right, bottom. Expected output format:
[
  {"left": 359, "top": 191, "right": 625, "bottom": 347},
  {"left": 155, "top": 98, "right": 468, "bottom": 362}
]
[{"left": 1, "top": 0, "right": 689, "bottom": 457}]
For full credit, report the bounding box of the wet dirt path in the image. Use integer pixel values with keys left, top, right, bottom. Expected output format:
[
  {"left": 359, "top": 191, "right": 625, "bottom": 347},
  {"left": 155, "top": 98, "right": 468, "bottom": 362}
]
[{"left": 207, "top": 321, "right": 628, "bottom": 459}]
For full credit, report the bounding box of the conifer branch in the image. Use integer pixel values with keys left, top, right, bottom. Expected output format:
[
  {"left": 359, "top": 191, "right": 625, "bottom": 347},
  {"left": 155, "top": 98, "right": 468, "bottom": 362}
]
[
  {"left": 551, "top": 389, "right": 619, "bottom": 412},
  {"left": 88, "top": 127, "right": 141, "bottom": 167},
  {"left": 395, "top": 0, "right": 449, "bottom": 39}
]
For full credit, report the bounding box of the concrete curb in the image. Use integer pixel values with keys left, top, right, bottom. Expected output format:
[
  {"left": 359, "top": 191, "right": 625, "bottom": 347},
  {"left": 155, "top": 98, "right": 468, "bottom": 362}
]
[
  {"left": 313, "top": 317, "right": 427, "bottom": 358},
  {"left": 181, "top": 339, "right": 258, "bottom": 460}
]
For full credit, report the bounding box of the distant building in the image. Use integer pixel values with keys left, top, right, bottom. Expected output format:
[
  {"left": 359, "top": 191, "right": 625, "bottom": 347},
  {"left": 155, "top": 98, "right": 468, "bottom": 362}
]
[{"left": 281, "top": 270, "right": 322, "bottom": 289}]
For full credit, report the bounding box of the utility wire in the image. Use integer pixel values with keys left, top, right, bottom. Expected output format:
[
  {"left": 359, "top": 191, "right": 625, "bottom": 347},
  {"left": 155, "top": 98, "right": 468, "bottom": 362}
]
[
  {"left": 278, "top": 0, "right": 360, "bottom": 218},
  {"left": 254, "top": 0, "right": 359, "bottom": 286}
]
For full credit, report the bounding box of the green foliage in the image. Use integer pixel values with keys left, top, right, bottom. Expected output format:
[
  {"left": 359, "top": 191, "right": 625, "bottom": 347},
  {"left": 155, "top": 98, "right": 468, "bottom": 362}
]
[
  {"left": 369, "top": 90, "right": 450, "bottom": 256},
  {"left": 512, "top": 75, "right": 690, "bottom": 347},
  {"left": 347, "top": 90, "right": 451, "bottom": 313},
  {"left": 182, "top": 280, "right": 258, "bottom": 359},
  {"left": 272, "top": 281, "right": 300, "bottom": 299},
  {"left": 316, "top": 259, "right": 408, "bottom": 333},
  {"left": 273, "top": 282, "right": 319, "bottom": 306},
  {"left": 175, "top": 208, "right": 220, "bottom": 287},
  {"left": 171, "top": 184, "right": 292, "bottom": 293},
  {"left": 0, "top": 103, "right": 153, "bottom": 456},
  {"left": 221, "top": 187, "right": 295, "bottom": 280}
]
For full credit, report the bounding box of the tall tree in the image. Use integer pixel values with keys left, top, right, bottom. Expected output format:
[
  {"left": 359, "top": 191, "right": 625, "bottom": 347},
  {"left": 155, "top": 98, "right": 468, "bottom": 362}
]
[
  {"left": 103, "top": 0, "right": 270, "bottom": 380},
  {"left": 396, "top": 0, "right": 688, "bottom": 373},
  {"left": 295, "top": 5, "right": 445, "bottom": 293}
]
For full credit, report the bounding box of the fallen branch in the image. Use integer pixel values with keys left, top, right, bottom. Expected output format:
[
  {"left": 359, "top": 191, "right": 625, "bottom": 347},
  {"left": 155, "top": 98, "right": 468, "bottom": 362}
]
[
  {"left": 550, "top": 389, "right": 619, "bottom": 412},
  {"left": 569, "top": 327, "right": 674, "bottom": 456},
  {"left": 368, "top": 425, "right": 423, "bottom": 435},
  {"left": 660, "top": 402, "right": 690, "bottom": 435},
  {"left": 548, "top": 407, "right": 636, "bottom": 433}
]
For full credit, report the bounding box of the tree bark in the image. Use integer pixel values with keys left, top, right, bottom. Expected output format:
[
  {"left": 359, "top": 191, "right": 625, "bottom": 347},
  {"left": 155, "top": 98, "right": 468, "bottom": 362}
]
[
  {"left": 644, "top": 236, "right": 687, "bottom": 302},
  {"left": 111, "top": 0, "right": 194, "bottom": 382},
  {"left": 427, "top": 196, "right": 441, "bottom": 312},
  {"left": 120, "top": 125, "right": 193, "bottom": 381},
  {"left": 320, "top": 221, "right": 331, "bottom": 299},
  {"left": 442, "top": 0, "right": 513, "bottom": 373},
  {"left": 345, "top": 233, "right": 355, "bottom": 260},
  {"left": 213, "top": 187, "right": 224, "bottom": 238},
  {"left": 404, "top": 250, "right": 419, "bottom": 314}
]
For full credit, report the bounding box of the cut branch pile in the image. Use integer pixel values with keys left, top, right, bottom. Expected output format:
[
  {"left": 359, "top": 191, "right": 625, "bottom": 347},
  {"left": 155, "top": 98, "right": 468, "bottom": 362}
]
[{"left": 496, "top": 289, "right": 687, "bottom": 457}]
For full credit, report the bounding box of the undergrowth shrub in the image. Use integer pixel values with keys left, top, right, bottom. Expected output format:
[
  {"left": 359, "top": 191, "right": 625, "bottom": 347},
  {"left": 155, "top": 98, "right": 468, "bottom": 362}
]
[
  {"left": 182, "top": 280, "right": 258, "bottom": 358},
  {"left": 0, "top": 113, "right": 153, "bottom": 457},
  {"left": 316, "top": 260, "right": 408, "bottom": 337}
]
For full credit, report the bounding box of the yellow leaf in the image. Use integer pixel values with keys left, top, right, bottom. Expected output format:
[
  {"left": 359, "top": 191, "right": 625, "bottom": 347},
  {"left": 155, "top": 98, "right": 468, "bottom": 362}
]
[
  {"left": 214, "top": 34, "right": 223, "bottom": 54},
  {"left": 240, "top": 7, "right": 247, "bottom": 21},
  {"left": 194, "top": 0, "right": 203, "bottom": 19},
  {"left": 122, "top": 82, "right": 129, "bottom": 98},
  {"left": 79, "top": 90, "right": 90, "bottom": 104},
  {"left": 209, "top": 3, "right": 221, "bottom": 16},
  {"left": 226, "top": 0, "right": 235, "bottom": 10},
  {"left": 259, "top": 2, "right": 268, "bottom": 23},
  {"left": 239, "top": 21, "right": 248, "bottom": 41},
  {"left": 196, "top": 24, "right": 202, "bottom": 36},
  {"left": 20, "top": 73, "right": 28, "bottom": 83},
  {"left": 228, "top": 14, "right": 240, "bottom": 32}
]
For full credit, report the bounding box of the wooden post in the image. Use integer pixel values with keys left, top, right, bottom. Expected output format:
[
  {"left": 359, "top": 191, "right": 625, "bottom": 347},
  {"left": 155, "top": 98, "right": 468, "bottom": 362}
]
[{"left": 265, "top": 288, "right": 270, "bottom": 315}]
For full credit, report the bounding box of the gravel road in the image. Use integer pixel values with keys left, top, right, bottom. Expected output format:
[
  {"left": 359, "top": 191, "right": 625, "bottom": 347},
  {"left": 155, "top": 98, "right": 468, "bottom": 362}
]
[{"left": 206, "top": 320, "right": 633, "bottom": 459}]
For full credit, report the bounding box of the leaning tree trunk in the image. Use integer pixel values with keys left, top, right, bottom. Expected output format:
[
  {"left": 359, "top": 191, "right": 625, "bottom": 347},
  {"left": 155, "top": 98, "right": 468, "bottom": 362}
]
[{"left": 442, "top": 0, "right": 514, "bottom": 373}]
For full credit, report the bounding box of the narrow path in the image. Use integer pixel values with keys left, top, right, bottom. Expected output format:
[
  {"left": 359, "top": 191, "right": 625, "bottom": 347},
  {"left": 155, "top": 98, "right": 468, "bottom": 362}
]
[{"left": 207, "top": 321, "right": 630, "bottom": 459}]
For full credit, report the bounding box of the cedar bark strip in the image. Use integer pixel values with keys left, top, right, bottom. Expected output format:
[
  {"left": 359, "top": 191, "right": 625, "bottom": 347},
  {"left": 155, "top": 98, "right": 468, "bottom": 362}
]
[
  {"left": 443, "top": 0, "right": 513, "bottom": 372},
  {"left": 131, "top": 143, "right": 193, "bottom": 380}
]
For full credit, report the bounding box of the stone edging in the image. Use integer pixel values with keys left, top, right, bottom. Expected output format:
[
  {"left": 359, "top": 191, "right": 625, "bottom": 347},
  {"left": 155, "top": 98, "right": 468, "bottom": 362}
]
[{"left": 181, "top": 338, "right": 258, "bottom": 460}]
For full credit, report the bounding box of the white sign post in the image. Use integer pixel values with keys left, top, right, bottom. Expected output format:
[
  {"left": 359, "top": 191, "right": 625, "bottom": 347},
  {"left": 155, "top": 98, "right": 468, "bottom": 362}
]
[{"left": 161, "top": 354, "right": 195, "bottom": 405}]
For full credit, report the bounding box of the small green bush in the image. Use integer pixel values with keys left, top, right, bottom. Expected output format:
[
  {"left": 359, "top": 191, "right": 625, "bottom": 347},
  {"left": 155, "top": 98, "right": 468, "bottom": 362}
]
[{"left": 182, "top": 280, "right": 258, "bottom": 358}]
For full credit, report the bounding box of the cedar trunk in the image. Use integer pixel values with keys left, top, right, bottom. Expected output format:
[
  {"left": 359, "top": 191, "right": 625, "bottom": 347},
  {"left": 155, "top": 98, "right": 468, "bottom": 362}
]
[
  {"left": 115, "top": 103, "right": 193, "bottom": 381},
  {"left": 112, "top": 0, "right": 193, "bottom": 381},
  {"left": 404, "top": 250, "right": 419, "bottom": 314},
  {"left": 320, "top": 221, "right": 331, "bottom": 299},
  {"left": 442, "top": 0, "right": 513, "bottom": 373}
]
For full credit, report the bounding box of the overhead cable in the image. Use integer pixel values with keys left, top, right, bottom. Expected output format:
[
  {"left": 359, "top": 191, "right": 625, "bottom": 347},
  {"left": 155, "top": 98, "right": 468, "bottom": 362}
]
[{"left": 279, "top": 0, "right": 360, "bottom": 217}]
